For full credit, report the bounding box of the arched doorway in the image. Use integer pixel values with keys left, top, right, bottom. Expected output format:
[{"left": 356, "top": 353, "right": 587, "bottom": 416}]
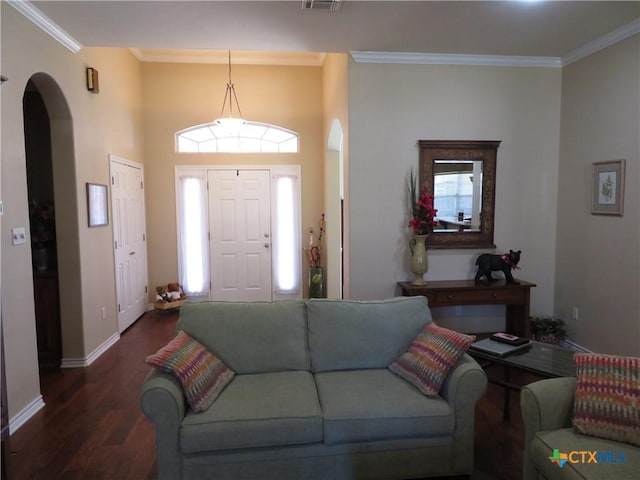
[
  {"left": 24, "top": 80, "right": 61, "bottom": 368},
  {"left": 325, "top": 119, "right": 344, "bottom": 299},
  {"left": 22, "top": 73, "right": 83, "bottom": 373}
]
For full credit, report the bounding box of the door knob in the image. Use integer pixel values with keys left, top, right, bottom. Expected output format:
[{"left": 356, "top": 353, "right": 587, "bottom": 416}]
[{"left": 264, "top": 243, "right": 270, "bottom": 248}]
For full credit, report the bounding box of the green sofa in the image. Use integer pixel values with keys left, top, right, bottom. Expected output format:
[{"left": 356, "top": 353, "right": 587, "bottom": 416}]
[
  {"left": 521, "top": 377, "right": 640, "bottom": 480},
  {"left": 141, "top": 297, "right": 488, "bottom": 480}
]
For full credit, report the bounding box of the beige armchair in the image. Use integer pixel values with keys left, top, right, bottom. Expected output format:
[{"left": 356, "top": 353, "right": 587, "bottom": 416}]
[{"left": 521, "top": 377, "right": 639, "bottom": 480}]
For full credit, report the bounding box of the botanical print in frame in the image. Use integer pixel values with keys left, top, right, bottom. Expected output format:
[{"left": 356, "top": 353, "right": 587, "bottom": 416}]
[
  {"left": 87, "top": 183, "right": 109, "bottom": 227},
  {"left": 591, "top": 159, "right": 625, "bottom": 216}
]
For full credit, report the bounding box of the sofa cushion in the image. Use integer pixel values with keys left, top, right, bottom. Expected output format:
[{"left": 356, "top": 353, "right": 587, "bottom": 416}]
[
  {"left": 388, "top": 323, "right": 475, "bottom": 397},
  {"left": 308, "top": 297, "right": 431, "bottom": 372},
  {"left": 145, "top": 330, "right": 235, "bottom": 412},
  {"left": 530, "top": 427, "right": 640, "bottom": 480},
  {"left": 180, "top": 371, "right": 323, "bottom": 453},
  {"left": 572, "top": 352, "right": 640, "bottom": 448},
  {"left": 314, "top": 369, "right": 454, "bottom": 445},
  {"left": 177, "top": 300, "right": 309, "bottom": 373}
]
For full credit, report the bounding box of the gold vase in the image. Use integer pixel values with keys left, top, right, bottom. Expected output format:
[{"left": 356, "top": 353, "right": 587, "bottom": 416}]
[{"left": 409, "top": 235, "right": 428, "bottom": 285}]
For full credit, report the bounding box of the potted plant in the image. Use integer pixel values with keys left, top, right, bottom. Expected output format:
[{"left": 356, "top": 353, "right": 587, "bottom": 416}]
[{"left": 529, "top": 316, "right": 566, "bottom": 345}]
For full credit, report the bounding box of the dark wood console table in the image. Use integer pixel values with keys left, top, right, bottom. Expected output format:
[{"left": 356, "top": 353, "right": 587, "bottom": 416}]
[{"left": 398, "top": 279, "right": 536, "bottom": 337}]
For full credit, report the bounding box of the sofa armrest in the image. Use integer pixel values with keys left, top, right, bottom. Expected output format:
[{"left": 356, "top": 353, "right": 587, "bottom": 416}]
[
  {"left": 520, "top": 377, "right": 576, "bottom": 480},
  {"left": 141, "top": 369, "right": 186, "bottom": 480},
  {"left": 440, "top": 354, "right": 488, "bottom": 474},
  {"left": 440, "top": 353, "right": 488, "bottom": 403},
  {"left": 521, "top": 377, "right": 575, "bottom": 432}
]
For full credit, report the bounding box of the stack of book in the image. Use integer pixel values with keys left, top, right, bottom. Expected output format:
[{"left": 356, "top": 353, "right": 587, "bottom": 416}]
[{"left": 470, "top": 332, "right": 531, "bottom": 357}]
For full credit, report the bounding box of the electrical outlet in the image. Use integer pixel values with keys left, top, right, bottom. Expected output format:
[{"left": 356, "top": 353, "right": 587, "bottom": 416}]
[
  {"left": 571, "top": 307, "right": 579, "bottom": 321},
  {"left": 101, "top": 306, "right": 107, "bottom": 320}
]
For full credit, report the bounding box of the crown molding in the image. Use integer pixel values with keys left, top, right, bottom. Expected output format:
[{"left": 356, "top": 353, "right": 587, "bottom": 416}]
[
  {"left": 561, "top": 17, "right": 640, "bottom": 66},
  {"left": 350, "top": 51, "right": 562, "bottom": 68},
  {"left": 7, "top": 0, "right": 83, "bottom": 53},
  {"left": 131, "top": 48, "right": 327, "bottom": 66}
]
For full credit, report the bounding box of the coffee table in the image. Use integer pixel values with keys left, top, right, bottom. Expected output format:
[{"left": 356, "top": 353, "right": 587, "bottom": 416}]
[{"left": 469, "top": 340, "right": 576, "bottom": 420}]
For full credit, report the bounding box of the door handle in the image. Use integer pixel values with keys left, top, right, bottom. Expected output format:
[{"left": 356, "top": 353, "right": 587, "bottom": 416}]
[
  {"left": 129, "top": 251, "right": 135, "bottom": 255},
  {"left": 264, "top": 243, "right": 270, "bottom": 248}
]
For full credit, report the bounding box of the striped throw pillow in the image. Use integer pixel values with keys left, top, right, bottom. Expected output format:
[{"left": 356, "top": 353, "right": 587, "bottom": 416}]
[
  {"left": 572, "top": 352, "right": 640, "bottom": 447},
  {"left": 389, "top": 323, "right": 475, "bottom": 396},
  {"left": 146, "top": 330, "right": 235, "bottom": 412}
]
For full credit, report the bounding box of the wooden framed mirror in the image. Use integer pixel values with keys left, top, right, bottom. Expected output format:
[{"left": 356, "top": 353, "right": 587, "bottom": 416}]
[{"left": 418, "top": 140, "right": 500, "bottom": 249}]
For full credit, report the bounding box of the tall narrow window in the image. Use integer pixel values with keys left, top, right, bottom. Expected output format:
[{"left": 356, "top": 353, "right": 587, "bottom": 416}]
[
  {"left": 177, "top": 173, "right": 209, "bottom": 299},
  {"left": 272, "top": 174, "right": 301, "bottom": 297}
]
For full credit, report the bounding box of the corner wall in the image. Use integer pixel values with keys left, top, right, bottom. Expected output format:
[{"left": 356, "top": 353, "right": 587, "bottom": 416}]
[
  {"left": 556, "top": 34, "right": 640, "bottom": 355},
  {"left": 140, "top": 62, "right": 324, "bottom": 296},
  {"left": 1, "top": 4, "right": 144, "bottom": 426},
  {"left": 348, "top": 59, "right": 562, "bottom": 331}
]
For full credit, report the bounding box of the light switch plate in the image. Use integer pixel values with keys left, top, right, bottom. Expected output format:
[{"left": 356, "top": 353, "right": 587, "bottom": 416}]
[{"left": 12, "top": 227, "right": 26, "bottom": 245}]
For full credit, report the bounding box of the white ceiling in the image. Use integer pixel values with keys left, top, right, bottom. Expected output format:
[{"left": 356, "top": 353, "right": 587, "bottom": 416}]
[{"left": 26, "top": 1, "right": 640, "bottom": 64}]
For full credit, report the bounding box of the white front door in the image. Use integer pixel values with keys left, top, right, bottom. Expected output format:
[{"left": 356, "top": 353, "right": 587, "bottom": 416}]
[
  {"left": 110, "top": 156, "right": 148, "bottom": 332},
  {"left": 209, "top": 169, "right": 272, "bottom": 301}
]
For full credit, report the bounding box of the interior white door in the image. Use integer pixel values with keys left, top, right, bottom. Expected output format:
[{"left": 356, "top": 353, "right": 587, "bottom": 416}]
[
  {"left": 110, "top": 156, "right": 148, "bottom": 332},
  {"left": 209, "top": 169, "right": 272, "bottom": 301}
]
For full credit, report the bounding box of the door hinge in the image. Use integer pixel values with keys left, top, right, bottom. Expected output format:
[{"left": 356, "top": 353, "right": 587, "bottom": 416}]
[
  {"left": 140, "top": 181, "right": 144, "bottom": 190},
  {"left": 118, "top": 304, "right": 121, "bottom": 313},
  {"left": 114, "top": 240, "right": 118, "bottom": 249},
  {"left": 143, "top": 233, "right": 146, "bottom": 242},
  {"left": 145, "top": 285, "right": 148, "bottom": 293},
  {"left": 111, "top": 176, "right": 115, "bottom": 185}
]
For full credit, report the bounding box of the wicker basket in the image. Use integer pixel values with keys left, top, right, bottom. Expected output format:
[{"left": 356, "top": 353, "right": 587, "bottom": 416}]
[{"left": 154, "top": 299, "right": 186, "bottom": 310}]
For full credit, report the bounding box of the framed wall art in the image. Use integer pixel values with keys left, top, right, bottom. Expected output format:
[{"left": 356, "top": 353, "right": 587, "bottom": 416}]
[
  {"left": 591, "top": 159, "right": 625, "bottom": 216},
  {"left": 86, "top": 182, "right": 109, "bottom": 227}
]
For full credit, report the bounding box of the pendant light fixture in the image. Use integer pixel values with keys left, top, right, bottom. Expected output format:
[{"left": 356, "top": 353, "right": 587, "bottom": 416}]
[{"left": 214, "top": 50, "right": 246, "bottom": 129}]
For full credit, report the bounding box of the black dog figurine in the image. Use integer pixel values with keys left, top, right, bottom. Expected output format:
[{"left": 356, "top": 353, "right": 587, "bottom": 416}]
[{"left": 474, "top": 250, "right": 521, "bottom": 284}]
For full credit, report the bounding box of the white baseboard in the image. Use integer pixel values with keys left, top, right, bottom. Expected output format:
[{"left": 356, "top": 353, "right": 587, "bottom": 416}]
[
  {"left": 60, "top": 332, "right": 120, "bottom": 368},
  {"left": 9, "top": 395, "right": 45, "bottom": 434}
]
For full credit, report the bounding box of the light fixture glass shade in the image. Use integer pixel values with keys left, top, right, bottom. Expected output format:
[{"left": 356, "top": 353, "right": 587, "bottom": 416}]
[{"left": 214, "top": 117, "right": 247, "bottom": 129}]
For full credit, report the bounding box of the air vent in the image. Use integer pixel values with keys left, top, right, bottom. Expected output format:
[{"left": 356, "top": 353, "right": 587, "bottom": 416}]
[{"left": 302, "top": 0, "right": 342, "bottom": 11}]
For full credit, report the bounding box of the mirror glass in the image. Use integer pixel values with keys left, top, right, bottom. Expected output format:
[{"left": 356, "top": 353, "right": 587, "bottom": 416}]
[
  {"left": 433, "top": 160, "right": 483, "bottom": 232},
  {"left": 418, "top": 140, "right": 500, "bottom": 249}
]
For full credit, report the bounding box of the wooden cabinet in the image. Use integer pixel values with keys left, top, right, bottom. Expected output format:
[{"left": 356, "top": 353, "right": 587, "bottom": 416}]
[
  {"left": 33, "top": 270, "right": 62, "bottom": 368},
  {"left": 398, "top": 279, "right": 536, "bottom": 337}
]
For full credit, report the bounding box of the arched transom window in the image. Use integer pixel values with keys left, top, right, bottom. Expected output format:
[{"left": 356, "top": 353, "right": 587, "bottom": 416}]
[{"left": 176, "top": 121, "right": 299, "bottom": 153}]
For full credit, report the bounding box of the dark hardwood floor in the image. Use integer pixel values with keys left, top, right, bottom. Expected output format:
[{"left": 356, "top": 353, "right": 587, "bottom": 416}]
[{"left": 7, "top": 310, "right": 538, "bottom": 480}]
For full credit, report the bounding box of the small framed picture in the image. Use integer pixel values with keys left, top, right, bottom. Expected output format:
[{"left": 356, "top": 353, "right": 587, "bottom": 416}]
[
  {"left": 591, "top": 159, "right": 625, "bottom": 216},
  {"left": 86, "top": 183, "right": 109, "bottom": 227}
]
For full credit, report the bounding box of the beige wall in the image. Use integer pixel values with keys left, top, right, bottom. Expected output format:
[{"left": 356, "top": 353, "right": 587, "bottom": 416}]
[
  {"left": 556, "top": 35, "right": 640, "bottom": 355},
  {"left": 348, "top": 60, "right": 562, "bottom": 332},
  {"left": 1, "top": 4, "right": 143, "bottom": 424},
  {"left": 322, "top": 53, "right": 349, "bottom": 298},
  {"left": 141, "top": 62, "right": 324, "bottom": 295}
]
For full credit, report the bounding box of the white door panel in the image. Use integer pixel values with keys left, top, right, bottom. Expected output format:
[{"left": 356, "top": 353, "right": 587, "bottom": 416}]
[
  {"left": 110, "top": 157, "right": 148, "bottom": 332},
  {"left": 209, "top": 170, "right": 271, "bottom": 301}
]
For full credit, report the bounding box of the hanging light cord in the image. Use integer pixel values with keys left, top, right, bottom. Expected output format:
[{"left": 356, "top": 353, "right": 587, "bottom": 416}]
[{"left": 219, "top": 50, "right": 243, "bottom": 119}]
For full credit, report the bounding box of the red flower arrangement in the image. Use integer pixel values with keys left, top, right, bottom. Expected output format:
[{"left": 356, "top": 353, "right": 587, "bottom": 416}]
[{"left": 408, "top": 170, "right": 437, "bottom": 235}]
